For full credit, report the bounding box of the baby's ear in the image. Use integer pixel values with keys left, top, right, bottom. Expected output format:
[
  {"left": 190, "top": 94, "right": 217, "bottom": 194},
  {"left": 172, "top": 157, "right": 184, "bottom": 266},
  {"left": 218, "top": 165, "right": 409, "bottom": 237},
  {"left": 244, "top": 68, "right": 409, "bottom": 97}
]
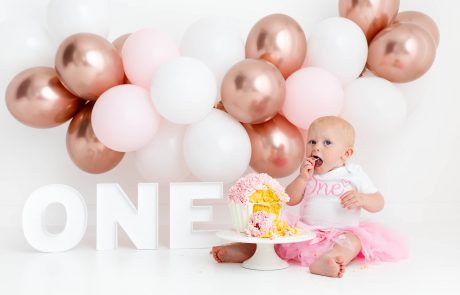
[{"left": 342, "top": 146, "right": 354, "bottom": 160}]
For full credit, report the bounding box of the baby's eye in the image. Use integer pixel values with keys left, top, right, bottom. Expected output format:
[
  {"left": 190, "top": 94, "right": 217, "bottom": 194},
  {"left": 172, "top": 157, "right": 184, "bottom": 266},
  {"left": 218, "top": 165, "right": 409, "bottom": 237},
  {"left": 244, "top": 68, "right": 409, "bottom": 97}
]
[
  {"left": 323, "top": 140, "right": 332, "bottom": 146},
  {"left": 307, "top": 140, "right": 316, "bottom": 145}
]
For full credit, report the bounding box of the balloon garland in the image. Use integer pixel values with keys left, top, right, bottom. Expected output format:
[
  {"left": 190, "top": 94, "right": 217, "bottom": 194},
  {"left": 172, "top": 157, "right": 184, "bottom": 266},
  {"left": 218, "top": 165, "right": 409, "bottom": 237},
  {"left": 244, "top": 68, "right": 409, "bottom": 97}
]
[{"left": 4, "top": 0, "right": 439, "bottom": 183}]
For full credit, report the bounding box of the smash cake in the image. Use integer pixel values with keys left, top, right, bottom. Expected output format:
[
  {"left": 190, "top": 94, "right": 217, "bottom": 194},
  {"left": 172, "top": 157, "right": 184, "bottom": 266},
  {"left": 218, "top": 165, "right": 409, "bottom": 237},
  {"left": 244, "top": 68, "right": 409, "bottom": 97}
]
[{"left": 227, "top": 173, "right": 299, "bottom": 239}]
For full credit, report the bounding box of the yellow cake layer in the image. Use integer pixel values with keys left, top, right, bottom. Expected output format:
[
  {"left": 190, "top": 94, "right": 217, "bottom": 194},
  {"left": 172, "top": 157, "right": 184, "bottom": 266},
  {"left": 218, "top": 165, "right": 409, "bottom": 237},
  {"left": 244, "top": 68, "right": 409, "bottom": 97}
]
[
  {"left": 252, "top": 203, "right": 281, "bottom": 216},
  {"left": 249, "top": 189, "right": 280, "bottom": 203},
  {"left": 249, "top": 189, "right": 282, "bottom": 216},
  {"left": 272, "top": 219, "right": 299, "bottom": 237}
]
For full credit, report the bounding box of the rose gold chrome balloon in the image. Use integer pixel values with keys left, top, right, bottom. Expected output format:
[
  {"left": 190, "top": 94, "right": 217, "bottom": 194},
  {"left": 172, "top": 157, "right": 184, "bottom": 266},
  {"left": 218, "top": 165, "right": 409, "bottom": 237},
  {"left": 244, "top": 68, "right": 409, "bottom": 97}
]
[
  {"left": 112, "top": 33, "right": 130, "bottom": 55},
  {"left": 112, "top": 33, "right": 131, "bottom": 84},
  {"left": 221, "top": 59, "right": 285, "bottom": 124},
  {"left": 245, "top": 14, "right": 306, "bottom": 78},
  {"left": 393, "top": 11, "right": 439, "bottom": 47},
  {"left": 339, "top": 0, "right": 400, "bottom": 43},
  {"left": 55, "top": 33, "right": 125, "bottom": 101},
  {"left": 367, "top": 23, "right": 436, "bottom": 83},
  {"left": 244, "top": 114, "right": 304, "bottom": 178},
  {"left": 66, "top": 103, "right": 124, "bottom": 174},
  {"left": 5, "top": 67, "right": 84, "bottom": 128}
]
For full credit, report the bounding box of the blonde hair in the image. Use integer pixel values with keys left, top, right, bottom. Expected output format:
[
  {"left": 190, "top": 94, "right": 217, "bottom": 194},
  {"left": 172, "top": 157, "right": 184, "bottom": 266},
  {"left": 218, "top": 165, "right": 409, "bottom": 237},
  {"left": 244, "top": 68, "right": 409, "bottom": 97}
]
[{"left": 309, "top": 116, "right": 355, "bottom": 147}]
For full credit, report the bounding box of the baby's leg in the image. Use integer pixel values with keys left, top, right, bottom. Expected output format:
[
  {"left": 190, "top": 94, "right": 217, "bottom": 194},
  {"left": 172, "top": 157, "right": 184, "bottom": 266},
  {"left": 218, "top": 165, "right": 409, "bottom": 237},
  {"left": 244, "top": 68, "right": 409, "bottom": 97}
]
[
  {"left": 211, "top": 243, "right": 256, "bottom": 263},
  {"left": 309, "top": 232, "right": 361, "bottom": 278}
]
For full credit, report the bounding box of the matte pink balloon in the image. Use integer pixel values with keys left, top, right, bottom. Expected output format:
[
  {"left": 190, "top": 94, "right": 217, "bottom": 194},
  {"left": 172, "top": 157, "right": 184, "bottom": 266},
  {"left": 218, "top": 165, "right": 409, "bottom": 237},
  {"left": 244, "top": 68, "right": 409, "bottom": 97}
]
[
  {"left": 91, "top": 84, "right": 160, "bottom": 152},
  {"left": 122, "top": 29, "right": 179, "bottom": 89},
  {"left": 282, "top": 67, "right": 344, "bottom": 129}
]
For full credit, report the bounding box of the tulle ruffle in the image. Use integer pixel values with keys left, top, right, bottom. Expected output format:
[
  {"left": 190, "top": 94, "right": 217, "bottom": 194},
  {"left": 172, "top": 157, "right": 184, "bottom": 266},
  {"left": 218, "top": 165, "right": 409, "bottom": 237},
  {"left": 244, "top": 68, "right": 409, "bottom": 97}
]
[{"left": 275, "top": 211, "right": 409, "bottom": 266}]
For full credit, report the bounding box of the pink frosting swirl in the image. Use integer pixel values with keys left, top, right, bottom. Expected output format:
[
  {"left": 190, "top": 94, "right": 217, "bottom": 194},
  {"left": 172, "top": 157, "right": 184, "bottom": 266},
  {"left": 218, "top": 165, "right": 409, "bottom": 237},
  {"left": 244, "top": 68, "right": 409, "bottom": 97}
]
[
  {"left": 245, "top": 211, "right": 275, "bottom": 238},
  {"left": 227, "top": 173, "right": 290, "bottom": 206}
]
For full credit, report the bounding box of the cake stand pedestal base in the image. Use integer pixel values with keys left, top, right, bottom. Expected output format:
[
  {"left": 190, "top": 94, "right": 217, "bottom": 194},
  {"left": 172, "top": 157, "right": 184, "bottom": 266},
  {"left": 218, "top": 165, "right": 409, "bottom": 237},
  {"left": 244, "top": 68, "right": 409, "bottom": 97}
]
[
  {"left": 216, "top": 230, "right": 315, "bottom": 271},
  {"left": 242, "top": 243, "right": 288, "bottom": 270}
]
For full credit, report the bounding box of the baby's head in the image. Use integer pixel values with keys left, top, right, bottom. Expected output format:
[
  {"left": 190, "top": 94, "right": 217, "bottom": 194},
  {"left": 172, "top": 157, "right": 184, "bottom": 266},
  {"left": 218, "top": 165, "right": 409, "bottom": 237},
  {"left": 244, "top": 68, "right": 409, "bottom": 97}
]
[{"left": 306, "top": 116, "right": 355, "bottom": 174}]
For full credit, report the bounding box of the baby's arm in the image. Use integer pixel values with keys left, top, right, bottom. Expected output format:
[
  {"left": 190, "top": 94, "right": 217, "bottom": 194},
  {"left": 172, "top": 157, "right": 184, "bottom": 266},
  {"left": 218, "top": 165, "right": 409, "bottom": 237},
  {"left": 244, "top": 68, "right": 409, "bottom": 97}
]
[
  {"left": 286, "top": 176, "right": 308, "bottom": 206},
  {"left": 286, "top": 157, "right": 315, "bottom": 206},
  {"left": 339, "top": 191, "right": 384, "bottom": 213}
]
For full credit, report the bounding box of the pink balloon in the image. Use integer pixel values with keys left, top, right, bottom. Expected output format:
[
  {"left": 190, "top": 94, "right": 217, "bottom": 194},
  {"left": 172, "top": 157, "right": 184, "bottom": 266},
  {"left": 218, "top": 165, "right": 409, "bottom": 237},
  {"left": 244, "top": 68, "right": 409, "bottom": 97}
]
[
  {"left": 92, "top": 84, "right": 160, "bottom": 152},
  {"left": 282, "top": 67, "right": 344, "bottom": 129},
  {"left": 122, "top": 28, "right": 179, "bottom": 89}
]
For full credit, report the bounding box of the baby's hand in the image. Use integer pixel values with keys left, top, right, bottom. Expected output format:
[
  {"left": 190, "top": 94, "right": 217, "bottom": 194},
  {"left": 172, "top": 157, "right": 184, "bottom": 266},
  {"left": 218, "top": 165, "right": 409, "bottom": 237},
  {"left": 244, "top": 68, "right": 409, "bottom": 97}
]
[
  {"left": 299, "top": 157, "right": 315, "bottom": 180},
  {"left": 340, "top": 190, "right": 365, "bottom": 209}
]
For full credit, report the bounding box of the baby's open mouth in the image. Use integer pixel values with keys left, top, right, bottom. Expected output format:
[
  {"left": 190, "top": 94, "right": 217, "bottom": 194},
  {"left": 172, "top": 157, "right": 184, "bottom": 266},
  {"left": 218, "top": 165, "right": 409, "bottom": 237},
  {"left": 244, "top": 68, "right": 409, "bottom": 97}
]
[{"left": 312, "top": 156, "right": 323, "bottom": 167}]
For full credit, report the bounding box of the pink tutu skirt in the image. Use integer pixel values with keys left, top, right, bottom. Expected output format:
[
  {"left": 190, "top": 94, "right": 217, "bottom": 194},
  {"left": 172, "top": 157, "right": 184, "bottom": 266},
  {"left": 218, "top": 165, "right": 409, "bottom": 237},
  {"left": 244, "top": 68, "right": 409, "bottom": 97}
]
[{"left": 275, "top": 213, "right": 409, "bottom": 266}]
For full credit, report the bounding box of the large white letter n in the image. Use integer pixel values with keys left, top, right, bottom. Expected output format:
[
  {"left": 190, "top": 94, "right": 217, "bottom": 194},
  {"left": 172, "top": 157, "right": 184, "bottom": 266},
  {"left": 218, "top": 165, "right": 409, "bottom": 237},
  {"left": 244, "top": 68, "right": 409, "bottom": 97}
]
[{"left": 97, "top": 183, "right": 158, "bottom": 250}]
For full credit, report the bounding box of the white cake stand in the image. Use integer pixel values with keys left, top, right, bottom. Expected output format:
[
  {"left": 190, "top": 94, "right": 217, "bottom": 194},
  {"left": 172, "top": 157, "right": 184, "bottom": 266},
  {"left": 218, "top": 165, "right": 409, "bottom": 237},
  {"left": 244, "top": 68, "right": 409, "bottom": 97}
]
[{"left": 216, "top": 230, "right": 315, "bottom": 271}]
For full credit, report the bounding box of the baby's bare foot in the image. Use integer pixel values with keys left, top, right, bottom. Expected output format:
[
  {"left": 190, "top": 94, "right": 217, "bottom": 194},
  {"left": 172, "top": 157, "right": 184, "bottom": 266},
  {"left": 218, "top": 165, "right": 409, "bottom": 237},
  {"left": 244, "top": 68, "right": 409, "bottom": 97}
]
[
  {"left": 309, "top": 255, "right": 346, "bottom": 278},
  {"left": 211, "top": 246, "right": 224, "bottom": 263},
  {"left": 210, "top": 243, "right": 256, "bottom": 263}
]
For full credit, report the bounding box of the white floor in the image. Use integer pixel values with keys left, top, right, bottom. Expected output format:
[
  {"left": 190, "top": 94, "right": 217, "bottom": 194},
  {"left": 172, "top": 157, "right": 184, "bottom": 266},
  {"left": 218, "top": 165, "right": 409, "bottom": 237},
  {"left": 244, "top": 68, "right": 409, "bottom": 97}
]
[{"left": 1, "top": 224, "right": 459, "bottom": 295}]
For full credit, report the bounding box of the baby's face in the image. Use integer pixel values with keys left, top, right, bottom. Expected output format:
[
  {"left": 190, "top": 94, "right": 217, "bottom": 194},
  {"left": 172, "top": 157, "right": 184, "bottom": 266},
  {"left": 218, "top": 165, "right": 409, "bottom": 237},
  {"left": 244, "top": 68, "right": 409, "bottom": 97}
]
[{"left": 305, "top": 124, "right": 352, "bottom": 174}]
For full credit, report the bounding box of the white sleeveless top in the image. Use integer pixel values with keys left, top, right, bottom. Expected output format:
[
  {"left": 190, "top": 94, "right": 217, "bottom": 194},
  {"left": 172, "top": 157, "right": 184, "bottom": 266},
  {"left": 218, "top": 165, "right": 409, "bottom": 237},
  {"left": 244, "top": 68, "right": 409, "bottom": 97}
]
[{"left": 299, "top": 163, "right": 378, "bottom": 229}]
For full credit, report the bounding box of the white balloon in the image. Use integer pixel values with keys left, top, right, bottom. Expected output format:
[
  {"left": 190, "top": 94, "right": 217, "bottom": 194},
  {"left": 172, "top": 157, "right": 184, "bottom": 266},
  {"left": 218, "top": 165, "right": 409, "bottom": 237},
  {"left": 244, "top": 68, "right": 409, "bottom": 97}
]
[
  {"left": 180, "top": 17, "right": 245, "bottom": 93},
  {"left": 47, "top": 0, "right": 110, "bottom": 45},
  {"left": 183, "top": 109, "right": 251, "bottom": 183},
  {"left": 306, "top": 17, "right": 368, "bottom": 85},
  {"left": 134, "top": 120, "right": 190, "bottom": 184},
  {"left": 0, "top": 19, "right": 53, "bottom": 81},
  {"left": 341, "top": 77, "right": 407, "bottom": 139},
  {"left": 151, "top": 57, "right": 217, "bottom": 124}
]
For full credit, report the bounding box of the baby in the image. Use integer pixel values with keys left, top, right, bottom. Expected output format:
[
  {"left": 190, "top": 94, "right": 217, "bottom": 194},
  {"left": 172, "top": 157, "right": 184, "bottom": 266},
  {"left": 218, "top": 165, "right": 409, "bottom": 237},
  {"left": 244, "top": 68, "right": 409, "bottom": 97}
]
[{"left": 212, "top": 116, "right": 407, "bottom": 278}]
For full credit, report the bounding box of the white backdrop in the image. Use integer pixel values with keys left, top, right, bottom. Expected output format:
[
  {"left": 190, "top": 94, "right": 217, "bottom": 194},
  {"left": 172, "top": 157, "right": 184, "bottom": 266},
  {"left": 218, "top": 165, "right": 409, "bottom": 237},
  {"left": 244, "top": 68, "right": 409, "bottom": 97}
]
[{"left": 0, "top": 0, "right": 459, "bottom": 243}]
